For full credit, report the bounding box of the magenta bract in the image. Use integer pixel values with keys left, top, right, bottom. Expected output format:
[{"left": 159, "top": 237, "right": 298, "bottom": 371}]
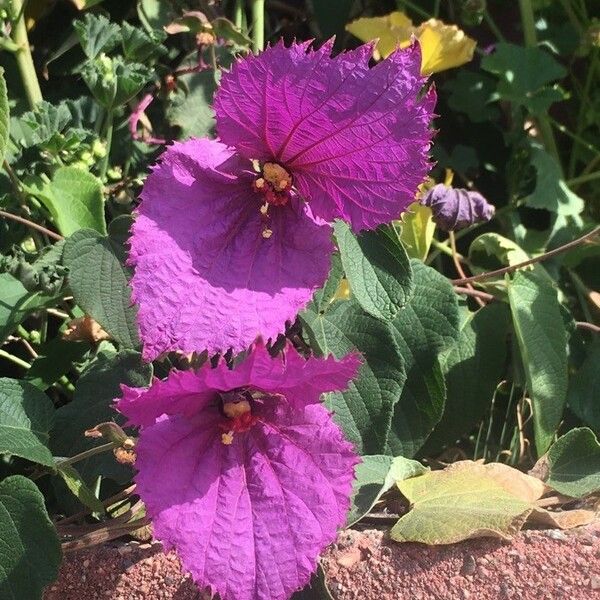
[
  {"left": 215, "top": 40, "right": 435, "bottom": 231},
  {"left": 129, "top": 138, "right": 333, "bottom": 360},
  {"left": 116, "top": 343, "right": 361, "bottom": 600},
  {"left": 130, "top": 41, "right": 435, "bottom": 358}
]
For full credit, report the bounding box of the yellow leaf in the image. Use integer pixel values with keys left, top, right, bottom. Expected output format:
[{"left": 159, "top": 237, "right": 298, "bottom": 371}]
[
  {"left": 346, "top": 12, "right": 414, "bottom": 60},
  {"left": 416, "top": 19, "right": 477, "bottom": 74},
  {"left": 399, "top": 203, "right": 435, "bottom": 261},
  {"left": 392, "top": 465, "right": 532, "bottom": 544}
]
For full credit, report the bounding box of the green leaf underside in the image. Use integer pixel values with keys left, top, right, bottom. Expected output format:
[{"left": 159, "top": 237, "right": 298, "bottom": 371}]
[
  {"left": 63, "top": 229, "right": 139, "bottom": 348},
  {"left": 0, "top": 378, "right": 55, "bottom": 467},
  {"left": 546, "top": 428, "right": 600, "bottom": 498},
  {"left": 335, "top": 221, "right": 413, "bottom": 321},
  {"left": 347, "top": 454, "right": 428, "bottom": 526},
  {"left": 507, "top": 269, "right": 568, "bottom": 454},
  {"left": 0, "top": 475, "right": 62, "bottom": 600},
  {"left": 425, "top": 302, "right": 510, "bottom": 452}
]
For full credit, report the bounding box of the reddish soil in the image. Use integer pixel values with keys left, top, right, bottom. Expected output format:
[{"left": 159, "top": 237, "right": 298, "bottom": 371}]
[{"left": 45, "top": 525, "right": 600, "bottom": 600}]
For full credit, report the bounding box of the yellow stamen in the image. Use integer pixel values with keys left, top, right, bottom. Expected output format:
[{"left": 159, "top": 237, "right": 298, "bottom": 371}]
[
  {"left": 255, "top": 177, "right": 266, "bottom": 189},
  {"left": 223, "top": 399, "right": 251, "bottom": 418},
  {"left": 260, "top": 202, "right": 269, "bottom": 215},
  {"left": 263, "top": 162, "right": 292, "bottom": 191},
  {"left": 262, "top": 228, "right": 273, "bottom": 239},
  {"left": 221, "top": 431, "right": 234, "bottom": 445}
]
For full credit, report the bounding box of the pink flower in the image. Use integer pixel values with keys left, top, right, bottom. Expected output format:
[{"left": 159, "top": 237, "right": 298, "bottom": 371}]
[
  {"left": 130, "top": 41, "right": 435, "bottom": 358},
  {"left": 116, "top": 343, "right": 361, "bottom": 600}
]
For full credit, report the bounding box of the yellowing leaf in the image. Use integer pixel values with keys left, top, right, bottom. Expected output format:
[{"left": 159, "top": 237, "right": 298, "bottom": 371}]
[
  {"left": 447, "top": 461, "right": 546, "bottom": 503},
  {"left": 346, "top": 12, "right": 476, "bottom": 74},
  {"left": 399, "top": 203, "right": 436, "bottom": 261},
  {"left": 416, "top": 19, "right": 476, "bottom": 74},
  {"left": 346, "top": 12, "right": 413, "bottom": 60},
  {"left": 391, "top": 463, "right": 533, "bottom": 544}
]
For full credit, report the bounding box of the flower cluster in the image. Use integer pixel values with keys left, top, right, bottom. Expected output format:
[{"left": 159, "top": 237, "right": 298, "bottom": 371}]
[{"left": 120, "top": 39, "right": 435, "bottom": 600}]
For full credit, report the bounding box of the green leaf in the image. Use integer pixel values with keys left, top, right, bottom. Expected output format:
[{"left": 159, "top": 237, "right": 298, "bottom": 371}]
[
  {"left": 81, "top": 57, "right": 153, "bottom": 110},
  {"left": 568, "top": 340, "right": 600, "bottom": 432},
  {"left": 386, "top": 260, "right": 460, "bottom": 456},
  {"left": 469, "top": 233, "right": 530, "bottom": 271},
  {"left": 522, "top": 143, "right": 584, "bottom": 216},
  {"left": 26, "top": 338, "right": 90, "bottom": 390},
  {"left": 481, "top": 43, "right": 566, "bottom": 114},
  {"left": 31, "top": 167, "right": 106, "bottom": 237},
  {"left": 546, "top": 428, "right": 600, "bottom": 498},
  {"left": 73, "top": 13, "right": 120, "bottom": 59},
  {"left": 19, "top": 101, "right": 72, "bottom": 148},
  {"left": 167, "top": 70, "right": 216, "bottom": 138},
  {"left": 424, "top": 302, "right": 510, "bottom": 452},
  {"left": 507, "top": 268, "right": 568, "bottom": 454},
  {"left": 444, "top": 70, "right": 499, "bottom": 123},
  {"left": 347, "top": 455, "right": 427, "bottom": 526},
  {"left": 50, "top": 350, "right": 152, "bottom": 484},
  {"left": 0, "top": 475, "right": 62, "bottom": 599},
  {"left": 334, "top": 222, "right": 413, "bottom": 322},
  {"left": 0, "top": 67, "right": 9, "bottom": 163},
  {"left": 211, "top": 17, "right": 252, "bottom": 47},
  {"left": 121, "top": 21, "right": 166, "bottom": 62},
  {"left": 312, "top": 253, "right": 344, "bottom": 313},
  {"left": 391, "top": 466, "right": 532, "bottom": 544},
  {"left": 63, "top": 229, "right": 139, "bottom": 349},
  {"left": 57, "top": 464, "right": 105, "bottom": 513},
  {"left": 398, "top": 204, "right": 436, "bottom": 261},
  {"left": 300, "top": 300, "right": 406, "bottom": 454},
  {"left": 0, "top": 274, "right": 54, "bottom": 344},
  {"left": 137, "top": 0, "right": 179, "bottom": 32},
  {"left": 0, "top": 378, "right": 55, "bottom": 467}
]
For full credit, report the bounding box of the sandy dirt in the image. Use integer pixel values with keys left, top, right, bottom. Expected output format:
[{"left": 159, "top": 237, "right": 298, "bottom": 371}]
[{"left": 45, "top": 525, "right": 600, "bottom": 600}]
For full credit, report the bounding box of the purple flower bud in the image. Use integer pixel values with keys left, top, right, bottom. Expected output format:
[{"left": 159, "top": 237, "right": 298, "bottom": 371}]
[{"left": 421, "top": 183, "right": 495, "bottom": 231}]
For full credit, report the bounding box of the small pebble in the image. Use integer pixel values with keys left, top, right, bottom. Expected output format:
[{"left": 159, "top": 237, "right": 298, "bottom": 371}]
[{"left": 460, "top": 555, "right": 477, "bottom": 576}]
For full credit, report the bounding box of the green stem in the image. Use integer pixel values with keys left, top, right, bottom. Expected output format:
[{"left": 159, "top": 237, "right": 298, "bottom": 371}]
[
  {"left": 518, "top": 0, "right": 562, "bottom": 168},
  {"left": 250, "top": 0, "right": 265, "bottom": 53},
  {"left": 395, "top": 0, "right": 430, "bottom": 20},
  {"left": 56, "top": 442, "right": 116, "bottom": 469},
  {"left": 0, "top": 348, "right": 31, "bottom": 370},
  {"left": 484, "top": 11, "right": 506, "bottom": 42},
  {"left": 9, "top": 0, "right": 43, "bottom": 109},
  {"left": 568, "top": 48, "right": 598, "bottom": 178},
  {"left": 234, "top": 0, "right": 243, "bottom": 30},
  {"left": 99, "top": 112, "right": 114, "bottom": 180},
  {"left": 567, "top": 170, "right": 600, "bottom": 187}
]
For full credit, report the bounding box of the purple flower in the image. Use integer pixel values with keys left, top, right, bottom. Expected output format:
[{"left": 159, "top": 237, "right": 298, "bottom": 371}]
[
  {"left": 116, "top": 342, "right": 360, "bottom": 600},
  {"left": 421, "top": 183, "right": 495, "bottom": 231},
  {"left": 130, "top": 41, "right": 435, "bottom": 359}
]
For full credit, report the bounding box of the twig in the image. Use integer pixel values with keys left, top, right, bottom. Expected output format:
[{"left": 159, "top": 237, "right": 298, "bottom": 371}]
[
  {"left": 576, "top": 321, "right": 600, "bottom": 334},
  {"left": 0, "top": 209, "right": 63, "bottom": 241},
  {"left": 449, "top": 232, "right": 485, "bottom": 307},
  {"left": 453, "top": 286, "right": 495, "bottom": 302},
  {"left": 452, "top": 226, "right": 600, "bottom": 285}
]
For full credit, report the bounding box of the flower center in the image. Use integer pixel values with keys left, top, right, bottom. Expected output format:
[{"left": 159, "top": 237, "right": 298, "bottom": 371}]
[
  {"left": 218, "top": 391, "right": 259, "bottom": 445},
  {"left": 253, "top": 162, "right": 293, "bottom": 207}
]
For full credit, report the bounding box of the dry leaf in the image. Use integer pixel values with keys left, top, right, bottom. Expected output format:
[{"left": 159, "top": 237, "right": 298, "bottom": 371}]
[{"left": 529, "top": 507, "right": 596, "bottom": 530}]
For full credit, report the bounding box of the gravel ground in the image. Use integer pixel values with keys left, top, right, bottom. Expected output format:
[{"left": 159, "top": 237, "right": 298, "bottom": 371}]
[{"left": 45, "top": 525, "right": 600, "bottom": 600}]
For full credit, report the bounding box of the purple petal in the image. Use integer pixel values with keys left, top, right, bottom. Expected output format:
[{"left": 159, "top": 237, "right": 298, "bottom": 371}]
[
  {"left": 132, "top": 394, "right": 357, "bottom": 600},
  {"left": 421, "top": 183, "right": 495, "bottom": 231},
  {"left": 215, "top": 40, "right": 436, "bottom": 231},
  {"left": 129, "top": 139, "right": 334, "bottom": 359},
  {"left": 117, "top": 342, "right": 360, "bottom": 427}
]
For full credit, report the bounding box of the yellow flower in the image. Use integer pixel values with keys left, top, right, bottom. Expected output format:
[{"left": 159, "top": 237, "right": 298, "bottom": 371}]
[
  {"left": 346, "top": 12, "right": 476, "bottom": 74},
  {"left": 346, "top": 12, "right": 413, "bottom": 60},
  {"left": 416, "top": 19, "right": 476, "bottom": 74}
]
